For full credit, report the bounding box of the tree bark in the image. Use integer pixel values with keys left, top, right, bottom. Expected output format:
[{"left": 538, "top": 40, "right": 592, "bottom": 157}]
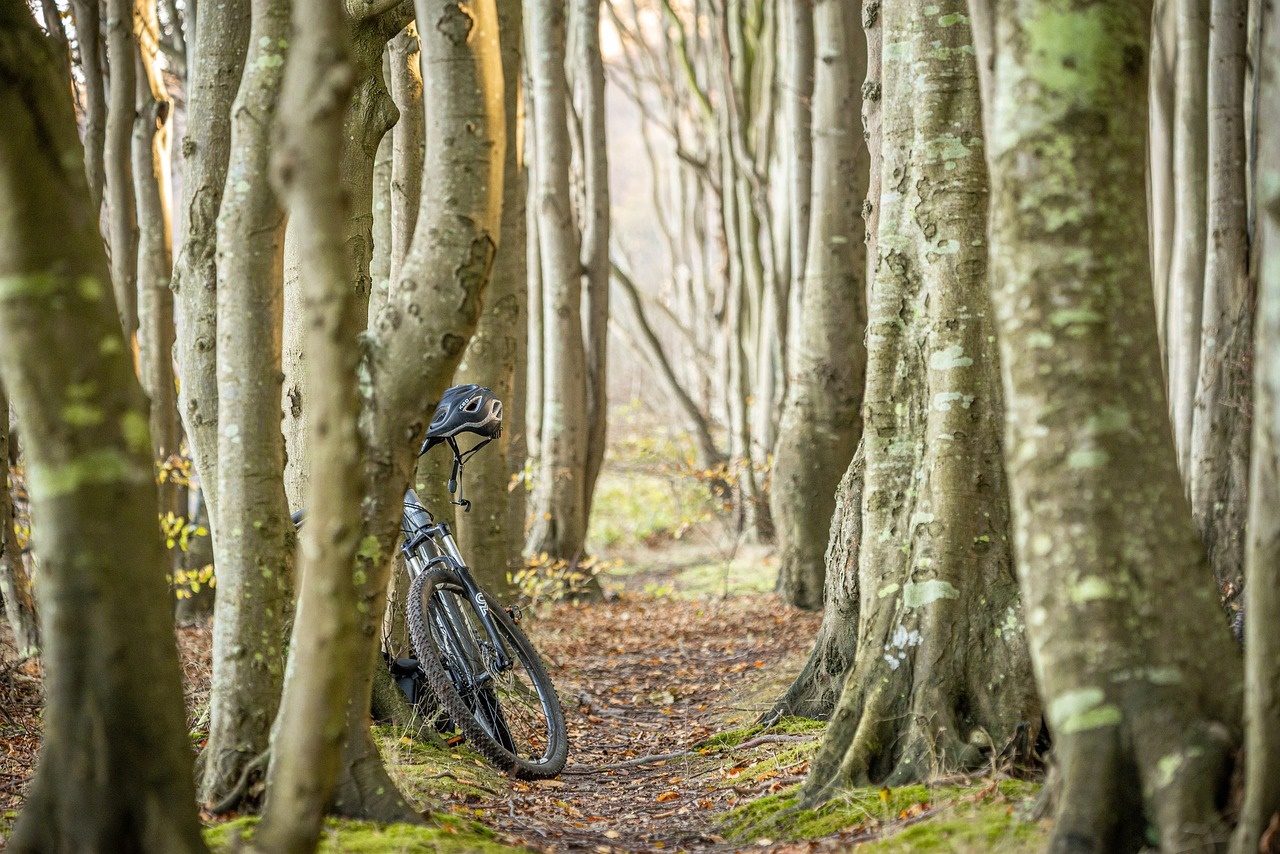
[
  {"left": 1167, "top": 0, "right": 1210, "bottom": 476},
  {"left": 333, "top": 0, "right": 504, "bottom": 821},
  {"left": 0, "top": 10, "right": 207, "bottom": 850},
  {"left": 455, "top": 0, "right": 525, "bottom": 597},
  {"left": 771, "top": 0, "right": 867, "bottom": 612},
  {"left": 255, "top": 0, "right": 362, "bottom": 846},
  {"left": 801, "top": 0, "right": 1036, "bottom": 804},
  {"left": 70, "top": 0, "right": 108, "bottom": 214},
  {"left": 1189, "top": 0, "right": 1252, "bottom": 603},
  {"left": 984, "top": 2, "right": 1243, "bottom": 849},
  {"left": 200, "top": 0, "right": 295, "bottom": 809},
  {"left": 525, "top": 0, "right": 590, "bottom": 561},
  {"left": 0, "top": 381, "right": 39, "bottom": 657},
  {"left": 132, "top": 0, "right": 181, "bottom": 526},
  {"left": 172, "top": 0, "right": 250, "bottom": 533},
  {"left": 781, "top": 0, "right": 814, "bottom": 368},
  {"left": 573, "top": 0, "right": 611, "bottom": 513},
  {"left": 1230, "top": 5, "right": 1280, "bottom": 849},
  {"left": 105, "top": 0, "right": 139, "bottom": 340}
]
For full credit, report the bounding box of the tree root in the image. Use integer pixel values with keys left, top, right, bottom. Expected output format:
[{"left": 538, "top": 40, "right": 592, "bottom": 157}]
[{"left": 208, "top": 749, "right": 271, "bottom": 815}]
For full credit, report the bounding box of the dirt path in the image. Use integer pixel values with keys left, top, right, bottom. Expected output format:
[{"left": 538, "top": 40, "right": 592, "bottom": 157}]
[{"left": 456, "top": 594, "right": 824, "bottom": 852}]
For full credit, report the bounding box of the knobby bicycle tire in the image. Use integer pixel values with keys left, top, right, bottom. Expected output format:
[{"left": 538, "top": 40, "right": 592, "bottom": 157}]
[{"left": 407, "top": 566, "right": 568, "bottom": 779}]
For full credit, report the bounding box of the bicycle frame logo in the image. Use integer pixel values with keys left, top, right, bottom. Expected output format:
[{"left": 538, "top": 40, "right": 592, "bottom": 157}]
[{"left": 475, "top": 591, "right": 489, "bottom": 616}]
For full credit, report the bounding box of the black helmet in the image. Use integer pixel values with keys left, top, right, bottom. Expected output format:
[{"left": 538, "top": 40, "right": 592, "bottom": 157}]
[{"left": 421, "top": 384, "right": 503, "bottom": 452}]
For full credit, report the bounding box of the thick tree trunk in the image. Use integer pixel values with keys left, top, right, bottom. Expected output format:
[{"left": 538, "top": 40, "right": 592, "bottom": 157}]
[
  {"left": 105, "top": 0, "right": 139, "bottom": 340},
  {"left": 1167, "top": 0, "right": 1210, "bottom": 476},
  {"left": 801, "top": 0, "right": 1037, "bottom": 804},
  {"left": 525, "top": 0, "right": 590, "bottom": 561},
  {"left": 256, "top": 0, "right": 362, "bottom": 847},
  {"left": 200, "top": 0, "right": 295, "bottom": 809},
  {"left": 172, "top": 0, "right": 250, "bottom": 532},
  {"left": 771, "top": 0, "right": 867, "bottom": 612},
  {"left": 0, "top": 383, "right": 39, "bottom": 657},
  {"left": 984, "top": 2, "right": 1243, "bottom": 850},
  {"left": 1189, "top": 0, "right": 1251, "bottom": 602},
  {"left": 1230, "top": 6, "right": 1280, "bottom": 849},
  {"left": 334, "top": 0, "right": 504, "bottom": 821},
  {"left": 0, "top": 12, "right": 207, "bottom": 850},
  {"left": 132, "top": 0, "right": 181, "bottom": 526},
  {"left": 764, "top": 442, "right": 863, "bottom": 722},
  {"left": 455, "top": 0, "right": 525, "bottom": 597}
]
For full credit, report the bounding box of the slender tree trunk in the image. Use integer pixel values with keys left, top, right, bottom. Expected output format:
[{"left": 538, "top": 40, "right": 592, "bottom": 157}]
[
  {"left": 71, "top": 0, "right": 108, "bottom": 215},
  {"left": 1167, "top": 0, "right": 1210, "bottom": 476},
  {"left": 256, "top": 0, "right": 361, "bottom": 846},
  {"left": 1230, "top": 6, "right": 1280, "bottom": 850},
  {"left": 801, "top": 0, "right": 1036, "bottom": 804},
  {"left": 200, "top": 0, "right": 295, "bottom": 809},
  {"left": 388, "top": 23, "right": 422, "bottom": 287},
  {"left": 0, "top": 11, "right": 207, "bottom": 849},
  {"left": 171, "top": 0, "right": 248, "bottom": 544},
  {"left": 525, "top": 0, "right": 590, "bottom": 561},
  {"left": 1150, "top": 0, "right": 1177, "bottom": 357},
  {"left": 0, "top": 382, "right": 39, "bottom": 657},
  {"left": 771, "top": 0, "right": 867, "bottom": 612},
  {"left": 333, "top": 0, "right": 504, "bottom": 820},
  {"left": 105, "top": 0, "right": 139, "bottom": 340},
  {"left": 984, "top": 2, "right": 1242, "bottom": 849},
  {"left": 132, "top": 0, "right": 181, "bottom": 525},
  {"left": 782, "top": 0, "right": 814, "bottom": 367},
  {"left": 456, "top": 0, "right": 525, "bottom": 597},
  {"left": 1189, "top": 0, "right": 1251, "bottom": 601},
  {"left": 574, "top": 0, "right": 611, "bottom": 512}
]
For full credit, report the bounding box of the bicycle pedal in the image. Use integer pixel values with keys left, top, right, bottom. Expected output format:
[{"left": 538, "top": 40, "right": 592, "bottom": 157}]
[{"left": 446, "top": 734, "right": 466, "bottom": 747}]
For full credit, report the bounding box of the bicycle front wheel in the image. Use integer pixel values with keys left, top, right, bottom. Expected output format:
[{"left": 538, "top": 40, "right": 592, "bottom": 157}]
[{"left": 407, "top": 567, "right": 568, "bottom": 779}]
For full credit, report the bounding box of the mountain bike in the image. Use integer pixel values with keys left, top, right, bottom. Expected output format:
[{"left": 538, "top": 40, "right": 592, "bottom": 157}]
[{"left": 296, "top": 388, "right": 568, "bottom": 780}]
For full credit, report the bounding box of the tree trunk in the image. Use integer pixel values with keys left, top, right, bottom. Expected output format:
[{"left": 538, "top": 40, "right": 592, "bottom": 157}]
[
  {"left": 771, "top": 0, "right": 867, "bottom": 612},
  {"left": 1167, "top": 0, "right": 1210, "bottom": 476},
  {"left": 573, "top": 0, "right": 611, "bottom": 512},
  {"left": 764, "top": 441, "right": 863, "bottom": 722},
  {"left": 984, "top": 2, "right": 1243, "bottom": 849},
  {"left": 0, "top": 12, "right": 207, "bottom": 850},
  {"left": 525, "top": 0, "right": 590, "bottom": 562},
  {"left": 1189, "top": 0, "right": 1251, "bottom": 603},
  {"left": 172, "top": 0, "right": 250, "bottom": 531},
  {"left": 255, "top": 0, "right": 362, "bottom": 846},
  {"left": 132, "top": 0, "right": 182, "bottom": 526},
  {"left": 200, "top": 0, "right": 295, "bottom": 809},
  {"left": 105, "top": 0, "right": 139, "bottom": 340},
  {"left": 334, "top": 0, "right": 504, "bottom": 821},
  {"left": 1230, "top": 5, "right": 1280, "bottom": 849},
  {"left": 781, "top": 0, "right": 814, "bottom": 367},
  {"left": 455, "top": 0, "right": 525, "bottom": 597},
  {"left": 388, "top": 23, "right": 422, "bottom": 287},
  {"left": 801, "top": 0, "right": 1037, "bottom": 804},
  {"left": 70, "top": 0, "right": 108, "bottom": 214},
  {"left": 0, "top": 382, "right": 39, "bottom": 657},
  {"left": 1150, "top": 0, "right": 1177, "bottom": 357}
]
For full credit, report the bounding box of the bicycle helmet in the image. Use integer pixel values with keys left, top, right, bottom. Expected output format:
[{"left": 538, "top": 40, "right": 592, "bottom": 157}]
[{"left": 421, "top": 384, "right": 503, "bottom": 453}]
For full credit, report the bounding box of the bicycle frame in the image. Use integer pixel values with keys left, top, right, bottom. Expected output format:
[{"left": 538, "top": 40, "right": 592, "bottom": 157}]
[{"left": 399, "top": 486, "right": 512, "bottom": 674}]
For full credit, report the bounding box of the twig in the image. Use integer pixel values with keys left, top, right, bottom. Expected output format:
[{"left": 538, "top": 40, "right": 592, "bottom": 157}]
[
  {"left": 733, "top": 733, "right": 817, "bottom": 751},
  {"left": 561, "top": 750, "right": 694, "bottom": 774},
  {"left": 416, "top": 771, "right": 499, "bottom": 795}
]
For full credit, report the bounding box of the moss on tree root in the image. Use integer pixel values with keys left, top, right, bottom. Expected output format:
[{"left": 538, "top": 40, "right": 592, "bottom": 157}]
[{"left": 719, "top": 779, "right": 1048, "bottom": 852}]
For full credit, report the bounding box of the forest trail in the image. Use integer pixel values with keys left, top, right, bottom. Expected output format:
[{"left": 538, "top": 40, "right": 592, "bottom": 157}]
[{"left": 475, "top": 592, "right": 824, "bottom": 852}]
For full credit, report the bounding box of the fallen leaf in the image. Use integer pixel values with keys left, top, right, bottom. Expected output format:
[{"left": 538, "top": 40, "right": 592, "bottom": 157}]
[{"left": 655, "top": 791, "right": 680, "bottom": 802}]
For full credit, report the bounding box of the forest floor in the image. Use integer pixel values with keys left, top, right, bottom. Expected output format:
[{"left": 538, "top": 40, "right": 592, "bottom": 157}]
[{"left": 0, "top": 549, "right": 1048, "bottom": 852}]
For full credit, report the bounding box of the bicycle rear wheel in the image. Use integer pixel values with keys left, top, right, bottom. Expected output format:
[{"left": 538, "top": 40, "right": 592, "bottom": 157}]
[{"left": 407, "top": 566, "right": 568, "bottom": 779}]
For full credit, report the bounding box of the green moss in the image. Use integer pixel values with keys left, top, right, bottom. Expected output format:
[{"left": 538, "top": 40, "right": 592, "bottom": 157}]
[
  {"left": 204, "top": 815, "right": 522, "bottom": 853},
  {"left": 720, "top": 780, "right": 1046, "bottom": 852}
]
